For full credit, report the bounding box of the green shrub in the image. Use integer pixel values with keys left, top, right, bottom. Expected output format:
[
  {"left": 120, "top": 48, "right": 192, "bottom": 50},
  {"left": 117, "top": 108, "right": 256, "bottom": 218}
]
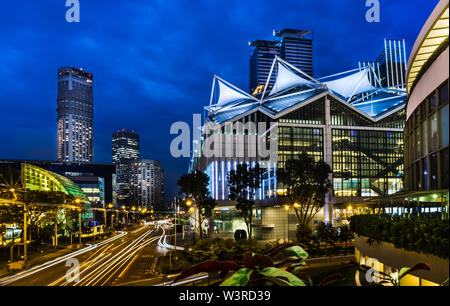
[{"left": 350, "top": 214, "right": 449, "bottom": 258}]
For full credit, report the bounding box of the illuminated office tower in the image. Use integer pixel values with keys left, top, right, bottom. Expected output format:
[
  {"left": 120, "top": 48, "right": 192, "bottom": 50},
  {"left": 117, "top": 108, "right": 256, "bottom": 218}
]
[
  {"left": 249, "top": 40, "right": 280, "bottom": 94},
  {"left": 276, "top": 29, "right": 313, "bottom": 77},
  {"left": 130, "top": 159, "right": 164, "bottom": 210},
  {"left": 112, "top": 129, "right": 140, "bottom": 206},
  {"left": 249, "top": 29, "right": 313, "bottom": 94},
  {"left": 57, "top": 67, "right": 94, "bottom": 162}
]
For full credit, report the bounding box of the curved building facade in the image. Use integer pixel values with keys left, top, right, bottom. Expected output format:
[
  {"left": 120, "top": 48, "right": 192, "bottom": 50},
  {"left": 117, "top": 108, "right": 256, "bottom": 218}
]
[
  {"left": 404, "top": 0, "right": 449, "bottom": 195},
  {"left": 22, "top": 163, "right": 89, "bottom": 201}
]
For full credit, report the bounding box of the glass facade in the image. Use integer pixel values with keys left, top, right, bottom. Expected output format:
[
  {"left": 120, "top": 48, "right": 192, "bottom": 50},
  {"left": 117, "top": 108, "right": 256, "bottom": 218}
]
[
  {"left": 201, "top": 96, "right": 406, "bottom": 201},
  {"left": 278, "top": 126, "right": 323, "bottom": 169},
  {"left": 129, "top": 159, "right": 164, "bottom": 209},
  {"left": 22, "top": 163, "right": 88, "bottom": 201},
  {"left": 57, "top": 67, "right": 94, "bottom": 163},
  {"left": 332, "top": 129, "right": 403, "bottom": 196},
  {"left": 404, "top": 80, "right": 449, "bottom": 191},
  {"left": 112, "top": 129, "right": 140, "bottom": 206}
]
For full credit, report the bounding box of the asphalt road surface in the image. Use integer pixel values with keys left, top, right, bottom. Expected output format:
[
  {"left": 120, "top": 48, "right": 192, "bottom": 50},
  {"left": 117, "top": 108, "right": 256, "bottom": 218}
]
[{"left": 0, "top": 223, "right": 169, "bottom": 286}]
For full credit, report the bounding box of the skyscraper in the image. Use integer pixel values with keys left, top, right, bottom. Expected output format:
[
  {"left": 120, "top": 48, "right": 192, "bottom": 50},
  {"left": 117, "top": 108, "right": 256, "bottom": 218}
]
[
  {"left": 57, "top": 67, "right": 94, "bottom": 162},
  {"left": 112, "top": 129, "right": 140, "bottom": 206},
  {"left": 249, "top": 29, "right": 313, "bottom": 94},
  {"left": 276, "top": 29, "right": 313, "bottom": 77},
  {"left": 130, "top": 159, "right": 164, "bottom": 210},
  {"left": 249, "top": 40, "right": 280, "bottom": 94}
]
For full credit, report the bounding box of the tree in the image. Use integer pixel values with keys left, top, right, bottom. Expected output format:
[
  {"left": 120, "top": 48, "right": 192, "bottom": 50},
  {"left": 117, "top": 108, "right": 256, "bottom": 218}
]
[
  {"left": 227, "top": 163, "right": 265, "bottom": 239},
  {"left": 177, "top": 170, "right": 217, "bottom": 238},
  {"left": 276, "top": 153, "right": 332, "bottom": 237}
]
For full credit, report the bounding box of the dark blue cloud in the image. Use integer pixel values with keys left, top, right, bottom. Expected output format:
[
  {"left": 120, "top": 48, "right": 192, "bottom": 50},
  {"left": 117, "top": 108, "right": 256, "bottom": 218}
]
[{"left": 0, "top": 0, "right": 439, "bottom": 201}]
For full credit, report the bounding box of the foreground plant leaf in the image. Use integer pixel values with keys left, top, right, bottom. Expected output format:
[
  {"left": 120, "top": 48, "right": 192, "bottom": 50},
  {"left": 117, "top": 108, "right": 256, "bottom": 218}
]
[
  {"left": 280, "top": 245, "right": 309, "bottom": 260},
  {"left": 265, "top": 242, "right": 296, "bottom": 257},
  {"left": 220, "top": 268, "right": 253, "bottom": 286},
  {"left": 258, "top": 275, "right": 291, "bottom": 286},
  {"left": 398, "top": 263, "right": 431, "bottom": 280},
  {"left": 174, "top": 259, "right": 243, "bottom": 283},
  {"left": 259, "top": 267, "right": 306, "bottom": 286},
  {"left": 253, "top": 254, "right": 274, "bottom": 269}
]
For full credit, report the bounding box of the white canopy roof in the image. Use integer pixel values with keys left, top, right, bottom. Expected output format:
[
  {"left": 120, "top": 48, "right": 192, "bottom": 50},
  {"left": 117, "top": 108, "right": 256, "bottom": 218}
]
[
  {"left": 269, "top": 61, "right": 314, "bottom": 96},
  {"left": 324, "top": 68, "right": 377, "bottom": 98},
  {"left": 216, "top": 79, "right": 248, "bottom": 106}
]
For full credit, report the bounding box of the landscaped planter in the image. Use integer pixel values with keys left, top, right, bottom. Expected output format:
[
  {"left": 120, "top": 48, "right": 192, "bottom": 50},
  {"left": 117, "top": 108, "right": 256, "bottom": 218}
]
[{"left": 355, "top": 235, "right": 449, "bottom": 284}]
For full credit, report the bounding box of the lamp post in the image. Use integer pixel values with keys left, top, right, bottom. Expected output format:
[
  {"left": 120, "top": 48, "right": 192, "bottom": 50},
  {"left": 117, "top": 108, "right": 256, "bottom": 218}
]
[
  {"left": 75, "top": 198, "right": 82, "bottom": 245},
  {"left": 284, "top": 205, "right": 289, "bottom": 242},
  {"left": 107, "top": 203, "right": 114, "bottom": 229}
]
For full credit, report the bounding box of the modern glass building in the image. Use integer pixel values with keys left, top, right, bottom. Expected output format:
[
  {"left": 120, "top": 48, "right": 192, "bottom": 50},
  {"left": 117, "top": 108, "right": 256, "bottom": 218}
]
[
  {"left": 0, "top": 159, "right": 116, "bottom": 206},
  {"left": 249, "top": 29, "right": 313, "bottom": 94},
  {"left": 69, "top": 175, "right": 105, "bottom": 206},
  {"left": 129, "top": 159, "right": 164, "bottom": 210},
  {"left": 195, "top": 52, "right": 407, "bottom": 237},
  {"left": 21, "top": 163, "right": 89, "bottom": 201},
  {"left": 249, "top": 40, "right": 280, "bottom": 94},
  {"left": 276, "top": 29, "right": 313, "bottom": 77},
  {"left": 403, "top": 0, "right": 449, "bottom": 204},
  {"left": 112, "top": 129, "right": 140, "bottom": 206},
  {"left": 57, "top": 67, "right": 94, "bottom": 163}
]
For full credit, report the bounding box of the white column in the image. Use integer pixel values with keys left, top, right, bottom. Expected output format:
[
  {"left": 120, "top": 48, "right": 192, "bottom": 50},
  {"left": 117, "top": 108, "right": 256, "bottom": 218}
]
[{"left": 324, "top": 97, "right": 333, "bottom": 225}]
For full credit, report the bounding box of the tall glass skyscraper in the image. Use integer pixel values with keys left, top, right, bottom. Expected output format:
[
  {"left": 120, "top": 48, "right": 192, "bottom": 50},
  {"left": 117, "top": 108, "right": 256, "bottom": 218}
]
[
  {"left": 57, "top": 67, "right": 94, "bottom": 162},
  {"left": 130, "top": 159, "right": 164, "bottom": 210},
  {"left": 276, "top": 29, "right": 313, "bottom": 77},
  {"left": 249, "top": 29, "right": 313, "bottom": 94},
  {"left": 112, "top": 129, "right": 140, "bottom": 206},
  {"left": 249, "top": 40, "right": 280, "bottom": 94}
]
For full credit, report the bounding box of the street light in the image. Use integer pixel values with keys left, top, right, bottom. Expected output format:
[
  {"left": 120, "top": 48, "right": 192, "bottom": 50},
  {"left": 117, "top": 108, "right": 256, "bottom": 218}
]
[
  {"left": 74, "top": 198, "right": 82, "bottom": 245},
  {"left": 284, "top": 205, "right": 289, "bottom": 242}
]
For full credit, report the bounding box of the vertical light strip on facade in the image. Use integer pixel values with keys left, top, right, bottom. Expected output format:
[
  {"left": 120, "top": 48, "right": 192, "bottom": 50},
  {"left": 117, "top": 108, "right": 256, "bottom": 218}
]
[
  {"left": 402, "top": 39, "right": 407, "bottom": 85},
  {"left": 393, "top": 40, "right": 399, "bottom": 88},
  {"left": 221, "top": 161, "right": 225, "bottom": 200},
  {"left": 214, "top": 161, "right": 219, "bottom": 201},
  {"left": 389, "top": 40, "right": 395, "bottom": 89},
  {"left": 385, "top": 39, "right": 390, "bottom": 88},
  {"left": 398, "top": 40, "right": 405, "bottom": 88}
]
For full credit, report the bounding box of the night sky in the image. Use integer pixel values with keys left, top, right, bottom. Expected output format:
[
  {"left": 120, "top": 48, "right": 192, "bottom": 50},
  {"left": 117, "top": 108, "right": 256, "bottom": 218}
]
[{"left": 0, "top": 0, "right": 439, "bottom": 201}]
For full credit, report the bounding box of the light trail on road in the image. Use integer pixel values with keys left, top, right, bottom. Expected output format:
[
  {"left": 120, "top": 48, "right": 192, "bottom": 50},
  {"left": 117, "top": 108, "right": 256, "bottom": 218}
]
[
  {"left": 69, "top": 227, "right": 161, "bottom": 286},
  {"left": 0, "top": 231, "right": 128, "bottom": 286},
  {"left": 0, "top": 223, "right": 171, "bottom": 287}
]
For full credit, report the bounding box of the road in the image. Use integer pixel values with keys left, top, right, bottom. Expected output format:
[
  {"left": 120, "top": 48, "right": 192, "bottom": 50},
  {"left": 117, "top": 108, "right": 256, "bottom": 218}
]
[{"left": 0, "top": 223, "right": 169, "bottom": 286}]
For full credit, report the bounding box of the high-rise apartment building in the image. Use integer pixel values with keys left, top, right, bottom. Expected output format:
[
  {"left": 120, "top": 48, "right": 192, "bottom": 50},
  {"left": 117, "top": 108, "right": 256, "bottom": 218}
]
[
  {"left": 57, "top": 67, "right": 94, "bottom": 162},
  {"left": 130, "top": 159, "right": 164, "bottom": 210},
  {"left": 249, "top": 29, "right": 313, "bottom": 94},
  {"left": 112, "top": 129, "right": 140, "bottom": 206}
]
